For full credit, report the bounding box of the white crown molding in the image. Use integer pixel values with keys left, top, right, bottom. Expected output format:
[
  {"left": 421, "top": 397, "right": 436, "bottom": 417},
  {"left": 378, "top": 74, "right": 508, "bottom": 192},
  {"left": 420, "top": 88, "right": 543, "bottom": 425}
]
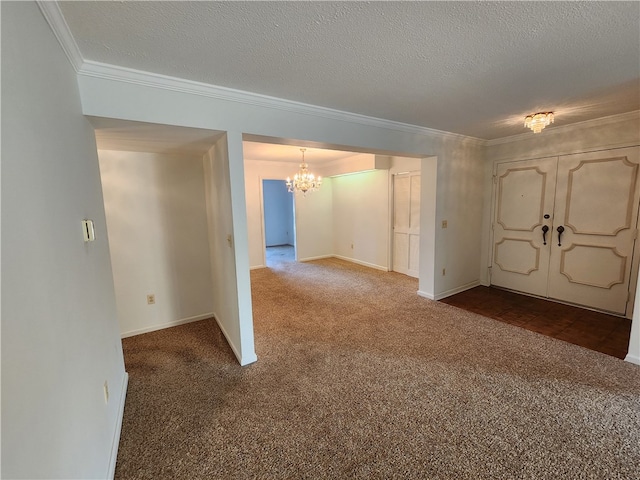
[
  {"left": 486, "top": 110, "right": 640, "bottom": 147},
  {"left": 37, "top": 1, "right": 83, "bottom": 72},
  {"left": 39, "top": 0, "right": 479, "bottom": 146},
  {"left": 78, "top": 60, "right": 486, "bottom": 146},
  {"left": 35, "top": 0, "right": 639, "bottom": 151}
]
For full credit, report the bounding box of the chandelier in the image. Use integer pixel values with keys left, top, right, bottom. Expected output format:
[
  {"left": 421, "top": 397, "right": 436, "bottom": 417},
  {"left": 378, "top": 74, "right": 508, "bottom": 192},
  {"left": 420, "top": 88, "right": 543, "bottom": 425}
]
[
  {"left": 524, "top": 112, "right": 554, "bottom": 133},
  {"left": 286, "top": 148, "right": 322, "bottom": 195}
]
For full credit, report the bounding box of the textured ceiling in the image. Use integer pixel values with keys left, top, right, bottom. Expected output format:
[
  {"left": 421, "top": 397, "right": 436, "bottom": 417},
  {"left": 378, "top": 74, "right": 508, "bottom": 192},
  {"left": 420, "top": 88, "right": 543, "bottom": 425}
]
[{"left": 59, "top": 1, "right": 639, "bottom": 140}]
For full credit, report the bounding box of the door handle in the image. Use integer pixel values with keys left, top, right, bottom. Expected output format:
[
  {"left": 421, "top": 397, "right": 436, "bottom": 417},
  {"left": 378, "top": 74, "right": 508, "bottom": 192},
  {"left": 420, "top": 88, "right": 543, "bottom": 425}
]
[
  {"left": 542, "top": 225, "right": 549, "bottom": 245},
  {"left": 557, "top": 225, "right": 565, "bottom": 246}
]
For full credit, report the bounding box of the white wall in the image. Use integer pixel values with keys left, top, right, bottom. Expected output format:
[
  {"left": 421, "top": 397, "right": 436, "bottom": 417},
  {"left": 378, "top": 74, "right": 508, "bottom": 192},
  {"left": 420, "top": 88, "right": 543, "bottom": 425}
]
[
  {"left": 204, "top": 136, "right": 257, "bottom": 365},
  {"left": 98, "top": 150, "right": 214, "bottom": 337},
  {"left": 332, "top": 170, "right": 390, "bottom": 270},
  {"left": 389, "top": 155, "right": 422, "bottom": 174},
  {"left": 295, "top": 178, "right": 334, "bottom": 261},
  {"left": 1, "top": 2, "right": 127, "bottom": 478},
  {"left": 263, "top": 180, "right": 294, "bottom": 246}
]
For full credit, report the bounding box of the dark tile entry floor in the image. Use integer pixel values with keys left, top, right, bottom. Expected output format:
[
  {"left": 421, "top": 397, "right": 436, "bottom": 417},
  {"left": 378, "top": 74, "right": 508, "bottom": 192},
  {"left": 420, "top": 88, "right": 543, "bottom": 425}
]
[{"left": 440, "top": 286, "right": 631, "bottom": 359}]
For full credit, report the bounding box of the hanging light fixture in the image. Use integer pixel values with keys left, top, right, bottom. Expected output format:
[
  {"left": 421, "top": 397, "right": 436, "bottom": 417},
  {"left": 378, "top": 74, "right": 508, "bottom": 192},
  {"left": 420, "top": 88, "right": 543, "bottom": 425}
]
[
  {"left": 524, "top": 112, "right": 554, "bottom": 133},
  {"left": 285, "top": 148, "right": 322, "bottom": 196}
]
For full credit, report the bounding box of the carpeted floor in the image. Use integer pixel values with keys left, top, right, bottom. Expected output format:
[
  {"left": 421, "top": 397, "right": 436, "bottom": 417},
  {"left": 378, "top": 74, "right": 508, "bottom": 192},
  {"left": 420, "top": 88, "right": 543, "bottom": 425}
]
[{"left": 115, "top": 258, "right": 640, "bottom": 479}]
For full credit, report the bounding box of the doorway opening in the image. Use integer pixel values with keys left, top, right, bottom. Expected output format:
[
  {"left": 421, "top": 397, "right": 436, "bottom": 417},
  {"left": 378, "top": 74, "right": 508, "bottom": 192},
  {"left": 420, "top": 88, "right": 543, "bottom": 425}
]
[{"left": 262, "top": 179, "right": 296, "bottom": 267}]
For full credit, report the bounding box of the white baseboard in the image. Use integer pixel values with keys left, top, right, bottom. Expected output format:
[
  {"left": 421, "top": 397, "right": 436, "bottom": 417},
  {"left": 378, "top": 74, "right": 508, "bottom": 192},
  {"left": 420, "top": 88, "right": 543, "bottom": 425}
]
[
  {"left": 625, "top": 353, "right": 640, "bottom": 366},
  {"left": 211, "top": 313, "right": 257, "bottom": 367},
  {"left": 250, "top": 265, "right": 266, "bottom": 270},
  {"left": 107, "top": 371, "right": 128, "bottom": 479},
  {"left": 299, "top": 254, "right": 333, "bottom": 262},
  {"left": 434, "top": 280, "right": 481, "bottom": 301},
  {"left": 333, "top": 255, "right": 389, "bottom": 272},
  {"left": 417, "top": 290, "right": 435, "bottom": 300},
  {"left": 120, "top": 313, "right": 214, "bottom": 338}
]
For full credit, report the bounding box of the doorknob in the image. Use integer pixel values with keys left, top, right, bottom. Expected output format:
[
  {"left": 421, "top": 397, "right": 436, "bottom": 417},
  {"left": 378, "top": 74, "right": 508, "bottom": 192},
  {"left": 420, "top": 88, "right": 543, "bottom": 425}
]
[
  {"left": 542, "top": 225, "right": 549, "bottom": 245},
  {"left": 557, "top": 226, "right": 565, "bottom": 246}
]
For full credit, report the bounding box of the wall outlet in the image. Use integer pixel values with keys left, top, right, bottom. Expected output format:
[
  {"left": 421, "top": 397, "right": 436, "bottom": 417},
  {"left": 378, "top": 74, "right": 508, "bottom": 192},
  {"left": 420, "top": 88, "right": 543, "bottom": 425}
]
[
  {"left": 103, "top": 381, "right": 109, "bottom": 404},
  {"left": 442, "top": 220, "right": 448, "bottom": 229},
  {"left": 147, "top": 294, "right": 155, "bottom": 305}
]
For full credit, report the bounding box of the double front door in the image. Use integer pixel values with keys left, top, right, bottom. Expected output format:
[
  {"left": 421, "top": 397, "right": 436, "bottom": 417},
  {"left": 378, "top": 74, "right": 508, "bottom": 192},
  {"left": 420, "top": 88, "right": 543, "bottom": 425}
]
[{"left": 491, "top": 147, "right": 640, "bottom": 315}]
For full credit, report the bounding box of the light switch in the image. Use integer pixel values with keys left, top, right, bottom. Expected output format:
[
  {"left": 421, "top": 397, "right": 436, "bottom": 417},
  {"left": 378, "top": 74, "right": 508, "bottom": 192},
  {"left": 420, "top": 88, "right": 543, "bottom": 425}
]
[{"left": 82, "top": 220, "right": 95, "bottom": 242}]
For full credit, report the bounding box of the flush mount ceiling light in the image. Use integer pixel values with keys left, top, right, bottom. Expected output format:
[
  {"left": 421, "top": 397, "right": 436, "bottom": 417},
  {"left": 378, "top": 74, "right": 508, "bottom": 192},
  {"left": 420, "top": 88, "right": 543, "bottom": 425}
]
[
  {"left": 286, "top": 148, "right": 322, "bottom": 196},
  {"left": 524, "top": 112, "right": 554, "bottom": 133}
]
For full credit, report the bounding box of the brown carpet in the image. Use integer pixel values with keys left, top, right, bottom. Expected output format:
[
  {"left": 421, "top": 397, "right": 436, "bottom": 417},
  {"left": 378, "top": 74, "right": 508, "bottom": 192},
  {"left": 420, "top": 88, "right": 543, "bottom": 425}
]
[{"left": 115, "top": 258, "right": 640, "bottom": 479}]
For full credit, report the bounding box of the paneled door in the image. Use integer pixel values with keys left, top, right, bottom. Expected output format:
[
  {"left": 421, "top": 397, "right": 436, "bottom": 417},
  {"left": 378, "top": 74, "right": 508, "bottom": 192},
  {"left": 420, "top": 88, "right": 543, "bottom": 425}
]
[
  {"left": 491, "top": 147, "right": 640, "bottom": 315},
  {"left": 491, "top": 157, "right": 558, "bottom": 297},
  {"left": 393, "top": 172, "right": 420, "bottom": 278},
  {"left": 548, "top": 148, "right": 640, "bottom": 314}
]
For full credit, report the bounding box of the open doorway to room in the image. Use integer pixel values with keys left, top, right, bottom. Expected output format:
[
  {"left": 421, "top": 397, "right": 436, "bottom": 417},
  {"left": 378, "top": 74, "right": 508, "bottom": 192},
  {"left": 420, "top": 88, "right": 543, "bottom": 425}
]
[{"left": 262, "top": 179, "right": 296, "bottom": 267}]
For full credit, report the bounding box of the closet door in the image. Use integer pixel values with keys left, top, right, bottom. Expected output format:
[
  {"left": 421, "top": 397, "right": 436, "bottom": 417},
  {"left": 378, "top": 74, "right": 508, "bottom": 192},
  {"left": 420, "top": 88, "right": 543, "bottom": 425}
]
[
  {"left": 548, "top": 147, "right": 640, "bottom": 315},
  {"left": 491, "top": 157, "right": 558, "bottom": 297},
  {"left": 393, "top": 172, "right": 420, "bottom": 278}
]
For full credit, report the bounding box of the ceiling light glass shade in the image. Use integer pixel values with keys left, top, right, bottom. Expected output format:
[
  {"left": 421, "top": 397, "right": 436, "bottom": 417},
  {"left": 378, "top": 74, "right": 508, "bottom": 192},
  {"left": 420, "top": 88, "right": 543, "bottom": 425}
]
[
  {"left": 286, "top": 148, "right": 322, "bottom": 196},
  {"left": 524, "top": 112, "right": 554, "bottom": 133}
]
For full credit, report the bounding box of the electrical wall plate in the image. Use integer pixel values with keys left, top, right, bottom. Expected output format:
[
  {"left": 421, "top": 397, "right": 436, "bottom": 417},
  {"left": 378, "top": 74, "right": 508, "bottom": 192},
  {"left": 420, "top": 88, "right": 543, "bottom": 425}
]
[{"left": 82, "top": 220, "right": 95, "bottom": 242}]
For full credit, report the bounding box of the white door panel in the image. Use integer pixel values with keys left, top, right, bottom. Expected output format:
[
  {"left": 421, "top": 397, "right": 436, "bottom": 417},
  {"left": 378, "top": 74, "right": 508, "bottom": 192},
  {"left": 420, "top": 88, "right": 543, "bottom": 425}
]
[
  {"left": 393, "top": 172, "right": 420, "bottom": 278},
  {"left": 491, "top": 157, "right": 557, "bottom": 297},
  {"left": 548, "top": 148, "right": 640, "bottom": 314}
]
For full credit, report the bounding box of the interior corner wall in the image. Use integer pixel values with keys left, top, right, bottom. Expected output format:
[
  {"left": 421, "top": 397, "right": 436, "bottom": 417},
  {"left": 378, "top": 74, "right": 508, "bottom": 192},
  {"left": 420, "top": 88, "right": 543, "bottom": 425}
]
[
  {"left": 98, "top": 150, "right": 214, "bottom": 337},
  {"left": 1, "top": 2, "right": 127, "bottom": 478},
  {"left": 332, "top": 169, "right": 390, "bottom": 270},
  {"left": 204, "top": 136, "right": 257, "bottom": 365}
]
